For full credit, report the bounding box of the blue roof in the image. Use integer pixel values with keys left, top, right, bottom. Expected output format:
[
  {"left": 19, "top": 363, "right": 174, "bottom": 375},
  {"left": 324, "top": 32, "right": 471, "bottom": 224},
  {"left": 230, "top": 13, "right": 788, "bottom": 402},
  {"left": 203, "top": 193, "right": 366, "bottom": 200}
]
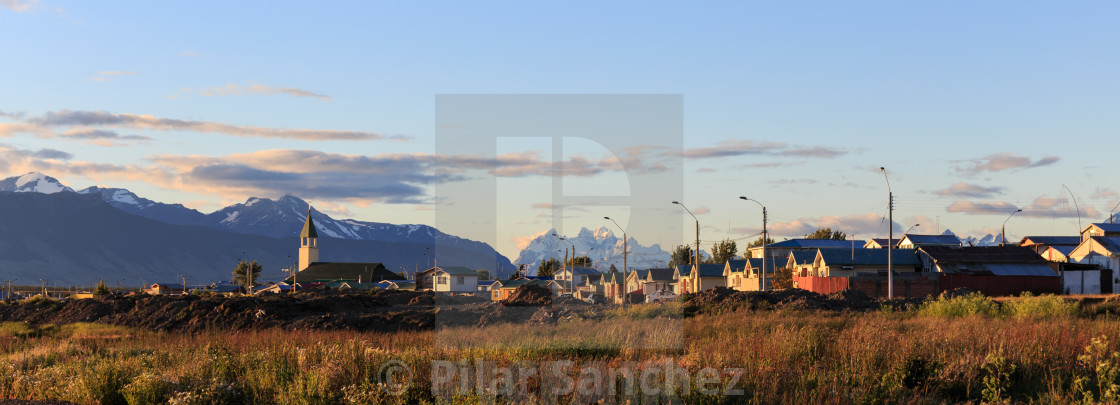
[
  {"left": 1090, "top": 223, "right": 1120, "bottom": 233},
  {"left": 902, "top": 234, "right": 961, "bottom": 246},
  {"left": 1022, "top": 236, "right": 1081, "bottom": 246},
  {"left": 746, "top": 257, "right": 777, "bottom": 273},
  {"left": 765, "top": 239, "right": 861, "bottom": 249},
  {"left": 726, "top": 259, "right": 748, "bottom": 273},
  {"left": 817, "top": 249, "right": 921, "bottom": 267},
  {"left": 568, "top": 267, "right": 601, "bottom": 276},
  {"left": 695, "top": 264, "right": 725, "bottom": 278},
  {"left": 675, "top": 264, "right": 692, "bottom": 277},
  {"left": 477, "top": 280, "right": 497, "bottom": 286},
  {"left": 787, "top": 250, "right": 819, "bottom": 264},
  {"left": 1090, "top": 237, "right": 1120, "bottom": 253}
]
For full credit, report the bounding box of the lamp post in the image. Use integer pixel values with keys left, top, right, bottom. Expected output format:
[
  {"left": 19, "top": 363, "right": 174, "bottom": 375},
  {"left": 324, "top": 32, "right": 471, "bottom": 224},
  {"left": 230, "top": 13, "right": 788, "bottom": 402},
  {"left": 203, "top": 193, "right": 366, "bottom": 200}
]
[
  {"left": 605, "top": 216, "right": 628, "bottom": 302},
  {"left": 1001, "top": 209, "right": 1023, "bottom": 246},
  {"left": 879, "top": 167, "right": 894, "bottom": 299},
  {"left": 672, "top": 201, "right": 701, "bottom": 282},
  {"left": 739, "top": 196, "right": 768, "bottom": 291}
]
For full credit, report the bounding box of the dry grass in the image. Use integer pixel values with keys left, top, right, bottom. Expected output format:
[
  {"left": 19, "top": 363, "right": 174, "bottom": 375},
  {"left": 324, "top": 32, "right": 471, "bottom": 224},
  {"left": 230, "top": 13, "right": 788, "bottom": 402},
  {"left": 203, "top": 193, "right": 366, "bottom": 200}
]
[{"left": 1, "top": 296, "right": 1120, "bottom": 403}]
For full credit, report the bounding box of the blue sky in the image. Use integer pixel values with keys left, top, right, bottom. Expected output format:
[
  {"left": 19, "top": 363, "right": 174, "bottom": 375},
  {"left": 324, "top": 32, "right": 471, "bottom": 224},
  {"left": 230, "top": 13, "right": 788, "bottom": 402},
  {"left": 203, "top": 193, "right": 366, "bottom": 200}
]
[{"left": 2, "top": 1, "right": 1118, "bottom": 259}]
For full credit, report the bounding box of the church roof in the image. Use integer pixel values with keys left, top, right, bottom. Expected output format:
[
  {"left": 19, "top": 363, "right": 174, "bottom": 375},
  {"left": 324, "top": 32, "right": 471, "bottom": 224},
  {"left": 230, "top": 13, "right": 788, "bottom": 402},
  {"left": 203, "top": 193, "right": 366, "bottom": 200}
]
[
  {"left": 300, "top": 208, "right": 318, "bottom": 238},
  {"left": 285, "top": 262, "right": 403, "bottom": 284}
]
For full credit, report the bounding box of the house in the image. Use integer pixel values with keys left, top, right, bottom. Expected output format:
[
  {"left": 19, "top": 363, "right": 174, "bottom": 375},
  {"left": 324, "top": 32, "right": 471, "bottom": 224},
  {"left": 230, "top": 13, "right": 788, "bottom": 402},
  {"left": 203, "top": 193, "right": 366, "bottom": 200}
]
[
  {"left": 381, "top": 280, "right": 416, "bottom": 291},
  {"left": 673, "top": 264, "right": 693, "bottom": 294},
  {"left": 897, "top": 234, "right": 961, "bottom": 249},
  {"left": 477, "top": 280, "right": 498, "bottom": 293},
  {"left": 786, "top": 250, "right": 819, "bottom": 277},
  {"left": 723, "top": 259, "right": 749, "bottom": 290},
  {"left": 626, "top": 268, "right": 676, "bottom": 295},
  {"left": 598, "top": 270, "right": 625, "bottom": 303},
  {"left": 416, "top": 266, "right": 479, "bottom": 293},
  {"left": 207, "top": 282, "right": 241, "bottom": 295},
  {"left": 336, "top": 282, "right": 382, "bottom": 291},
  {"left": 490, "top": 279, "right": 562, "bottom": 301},
  {"left": 145, "top": 284, "right": 172, "bottom": 295},
  {"left": 748, "top": 239, "right": 864, "bottom": 261},
  {"left": 1020, "top": 236, "right": 1081, "bottom": 256},
  {"left": 864, "top": 239, "right": 899, "bottom": 249},
  {"left": 814, "top": 249, "right": 921, "bottom": 277},
  {"left": 679, "top": 264, "right": 727, "bottom": 293},
  {"left": 741, "top": 257, "right": 778, "bottom": 291},
  {"left": 917, "top": 245, "right": 1061, "bottom": 296},
  {"left": 1069, "top": 226, "right": 1120, "bottom": 293},
  {"left": 256, "top": 282, "right": 295, "bottom": 294},
  {"left": 1040, "top": 245, "right": 1077, "bottom": 263},
  {"left": 554, "top": 267, "right": 601, "bottom": 293}
]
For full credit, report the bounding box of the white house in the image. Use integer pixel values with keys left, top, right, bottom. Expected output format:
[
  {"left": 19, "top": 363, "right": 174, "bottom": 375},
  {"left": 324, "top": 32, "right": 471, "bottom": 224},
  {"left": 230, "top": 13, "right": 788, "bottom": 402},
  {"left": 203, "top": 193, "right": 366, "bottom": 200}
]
[{"left": 417, "top": 266, "right": 479, "bottom": 293}]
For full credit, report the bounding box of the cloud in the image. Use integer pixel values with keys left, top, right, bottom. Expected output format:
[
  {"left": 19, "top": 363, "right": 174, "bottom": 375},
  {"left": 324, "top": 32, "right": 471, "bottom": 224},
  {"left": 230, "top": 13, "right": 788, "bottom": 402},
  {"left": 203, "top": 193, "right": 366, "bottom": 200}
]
[
  {"left": 694, "top": 206, "right": 710, "bottom": 215},
  {"left": 1, "top": 0, "right": 38, "bottom": 12},
  {"left": 0, "top": 144, "right": 72, "bottom": 160},
  {"left": 513, "top": 230, "right": 552, "bottom": 251},
  {"left": 954, "top": 153, "right": 1059, "bottom": 174},
  {"left": 740, "top": 213, "right": 899, "bottom": 239},
  {"left": 27, "top": 110, "right": 404, "bottom": 141},
  {"left": 769, "top": 178, "right": 817, "bottom": 185},
  {"left": 91, "top": 71, "right": 139, "bottom": 82},
  {"left": 60, "top": 128, "right": 151, "bottom": 146},
  {"left": 697, "top": 167, "right": 716, "bottom": 173},
  {"left": 0, "top": 122, "right": 51, "bottom": 137},
  {"left": 178, "top": 50, "right": 199, "bottom": 57},
  {"left": 946, "top": 196, "right": 1099, "bottom": 218},
  {"left": 934, "top": 182, "right": 1004, "bottom": 198},
  {"left": 679, "top": 139, "right": 846, "bottom": 160},
  {"left": 1092, "top": 188, "right": 1119, "bottom": 200},
  {"left": 529, "top": 202, "right": 587, "bottom": 212},
  {"left": 946, "top": 201, "right": 1019, "bottom": 215},
  {"left": 182, "top": 81, "right": 331, "bottom": 101}
]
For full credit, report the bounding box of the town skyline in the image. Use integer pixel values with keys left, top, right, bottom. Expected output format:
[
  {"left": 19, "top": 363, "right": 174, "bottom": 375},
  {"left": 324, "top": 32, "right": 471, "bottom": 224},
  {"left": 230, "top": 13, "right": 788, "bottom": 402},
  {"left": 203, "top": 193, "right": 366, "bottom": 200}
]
[{"left": 2, "top": 2, "right": 1118, "bottom": 259}]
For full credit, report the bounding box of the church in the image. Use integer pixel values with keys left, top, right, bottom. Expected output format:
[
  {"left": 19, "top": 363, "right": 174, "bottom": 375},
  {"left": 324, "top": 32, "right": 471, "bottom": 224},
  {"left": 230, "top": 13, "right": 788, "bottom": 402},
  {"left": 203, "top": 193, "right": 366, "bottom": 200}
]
[{"left": 283, "top": 206, "right": 406, "bottom": 284}]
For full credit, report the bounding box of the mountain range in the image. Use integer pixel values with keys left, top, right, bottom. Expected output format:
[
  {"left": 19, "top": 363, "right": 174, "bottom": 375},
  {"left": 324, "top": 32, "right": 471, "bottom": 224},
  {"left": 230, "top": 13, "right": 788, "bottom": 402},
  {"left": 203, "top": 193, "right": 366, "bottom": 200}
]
[
  {"left": 514, "top": 226, "right": 673, "bottom": 274},
  {"left": 0, "top": 172, "right": 515, "bottom": 285}
]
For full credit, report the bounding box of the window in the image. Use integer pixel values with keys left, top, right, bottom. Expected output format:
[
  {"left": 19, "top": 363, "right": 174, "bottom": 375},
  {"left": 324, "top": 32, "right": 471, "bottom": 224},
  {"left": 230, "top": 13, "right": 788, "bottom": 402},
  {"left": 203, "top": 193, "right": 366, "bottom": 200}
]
[
  {"left": 438, "top": 276, "right": 447, "bottom": 285},
  {"left": 456, "top": 276, "right": 464, "bottom": 285}
]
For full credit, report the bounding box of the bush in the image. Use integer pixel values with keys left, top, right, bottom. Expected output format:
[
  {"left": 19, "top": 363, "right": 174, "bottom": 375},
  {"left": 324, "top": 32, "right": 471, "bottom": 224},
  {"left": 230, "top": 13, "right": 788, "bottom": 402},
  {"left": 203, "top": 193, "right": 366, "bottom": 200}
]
[
  {"left": 121, "top": 373, "right": 173, "bottom": 405},
  {"left": 1004, "top": 292, "right": 1079, "bottom": 319},
  {"left": 918, "top": 292, "right": 1001, "bottom": 318}
]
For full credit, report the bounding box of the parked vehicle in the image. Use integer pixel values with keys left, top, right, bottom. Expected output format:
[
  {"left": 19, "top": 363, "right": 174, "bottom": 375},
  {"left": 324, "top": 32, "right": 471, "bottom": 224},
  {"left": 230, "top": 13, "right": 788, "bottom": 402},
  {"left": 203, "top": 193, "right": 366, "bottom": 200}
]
[
  {"left": 558, "top": 292, "right": 574, "bottom": 298},
  {"left": 584, "top": 293, "right": 607, "bottom": 304},
  {"left": 645, "top": 290, "right": 678, "bottom": 303}
]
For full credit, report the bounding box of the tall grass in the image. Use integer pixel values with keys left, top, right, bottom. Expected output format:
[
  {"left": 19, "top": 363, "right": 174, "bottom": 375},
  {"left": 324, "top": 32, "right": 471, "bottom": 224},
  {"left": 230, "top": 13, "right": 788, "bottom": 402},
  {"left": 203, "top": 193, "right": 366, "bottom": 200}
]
[{"left": 0, "top": 300, "right": 1118, "bottom": 403}]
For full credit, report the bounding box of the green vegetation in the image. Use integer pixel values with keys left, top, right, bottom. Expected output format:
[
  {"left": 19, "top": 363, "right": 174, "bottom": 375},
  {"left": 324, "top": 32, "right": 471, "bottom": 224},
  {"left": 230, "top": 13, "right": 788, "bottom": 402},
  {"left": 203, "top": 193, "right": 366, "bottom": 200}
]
[
  {"left": 706, "top": 238, "right": 737, "bottom": 265},
  {"left": 93, "top": 279, "right": 110, "bottom": 296}
]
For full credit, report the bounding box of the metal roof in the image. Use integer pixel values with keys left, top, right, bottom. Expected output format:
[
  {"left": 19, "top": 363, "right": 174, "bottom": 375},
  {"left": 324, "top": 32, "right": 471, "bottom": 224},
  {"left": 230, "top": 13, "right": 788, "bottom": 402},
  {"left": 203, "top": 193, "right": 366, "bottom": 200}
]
[
  {"left": 675, "top": 264, "right": 692, "bottom": 277},
  {"left": 433, "top": 266, "right": 479, "bottom": 276},
  {"left": 1087, "top": 223, "right": 1120, "bottom": 234},
  {"left": 937, "top": 263, "right": 1057, "bottom": 277},
  {"left": 919, "top": 245, "right": 1048, "bottom": 264},
  {"left": 817, "top": 248, "right": 921, "bottom": 267},
  {"left": 746, "top": 257, "right": 777, "bottom": 273},
  {"left": 765, "top": 239, "right": 861, "bottom": 249},
  {"left": 646, "top": 268, "right": 676, "bottom": 282},
  {"left": 286, "top": 262, "right": 402, "bottom": 284},
  {"left": 695, "top": 264, "right": 725, "bottom": 278},
  {"left": 1020, "top": 236, "right": 1081, "bottom": 246},
  {"left": 725, "top": 259, "right": 748, "bottom": 273},
  {"left": 1087, "top": 236, "right": 1120, "bottom": 253},
  {"left": 901, "top": 234, "right": 961, "bottom": 246},
  {"left": 787, "top": 250, "right": 819, "bottom": 264},
  {"left": 567, "top": 267, "right": 601, "bottom": 275}
]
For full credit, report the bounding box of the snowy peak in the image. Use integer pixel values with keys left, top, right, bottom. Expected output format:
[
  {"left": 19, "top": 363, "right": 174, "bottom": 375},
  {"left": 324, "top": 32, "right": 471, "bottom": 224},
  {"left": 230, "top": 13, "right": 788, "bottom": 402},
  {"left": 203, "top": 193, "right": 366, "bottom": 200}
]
[
  {"left": 0, "top": 172, "right": 73, "bottom": 194},
  {"left": 514, "top": 226, "right": 671, "bottom": 273},
  {"left": 942, "top": 229, "right": 999, "bottom": 247},
  {"left": 78, "top": 186, "right": 148, "bottom": 207}
]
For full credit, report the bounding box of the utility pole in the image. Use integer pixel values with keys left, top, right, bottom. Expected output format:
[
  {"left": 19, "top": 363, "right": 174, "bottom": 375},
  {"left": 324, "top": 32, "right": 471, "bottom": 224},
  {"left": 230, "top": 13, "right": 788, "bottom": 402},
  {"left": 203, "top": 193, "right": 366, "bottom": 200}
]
[
  {"left": 41, "top": 279, "right": 46, "bottom": 298},
  {"left": 880, "top": 167, "right": 894, "bottom": 299},
  {"left": 605, "top": 217, "right": 628, "bottom": 304},
  {"left": 740, "top": 197, "right": 768, "bottom": 291}
]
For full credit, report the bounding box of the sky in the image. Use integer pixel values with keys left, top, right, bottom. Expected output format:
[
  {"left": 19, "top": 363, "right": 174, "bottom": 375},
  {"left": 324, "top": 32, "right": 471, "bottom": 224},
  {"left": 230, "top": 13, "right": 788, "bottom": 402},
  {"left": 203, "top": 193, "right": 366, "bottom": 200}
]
[{"left": 1, "top": 1, "right": 1119, "bottom": 260}]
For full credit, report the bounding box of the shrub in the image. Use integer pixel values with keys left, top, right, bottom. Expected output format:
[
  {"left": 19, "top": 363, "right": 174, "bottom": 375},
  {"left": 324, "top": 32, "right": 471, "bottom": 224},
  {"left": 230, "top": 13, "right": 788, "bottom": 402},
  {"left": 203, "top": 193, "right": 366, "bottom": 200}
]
[
  {"left": 80, "top": 359, "right": 134, "bottom": 405},
  {"left": 1075, "top": 336, "right": 1120, "bottom": 403},
  {"left": 981, "top": 348, "right": 1017, "bottom": 404},
  {"left": 1004, "top": 292, "right": 1079, "bottom": 319},
  {"left": 917, "top": 292, "right": 1001, "bottom": 318},
  {"left": 121, "top": 373, "right": 173, "bottom": 405}
]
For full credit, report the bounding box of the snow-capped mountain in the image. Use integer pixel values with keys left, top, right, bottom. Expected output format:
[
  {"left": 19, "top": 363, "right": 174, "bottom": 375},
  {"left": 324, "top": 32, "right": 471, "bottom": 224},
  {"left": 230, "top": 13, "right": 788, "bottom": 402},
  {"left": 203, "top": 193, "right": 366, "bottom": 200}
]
[
  {"left": 0, "top": 172, "right": 516, "bottom": 275},
  {"left": 0, "top": 172, "right": 73, "bottom": 194},
  {"left": 514, "top": 226, "right": 672, "bottom": 274},
  {"left": 77, "top": 186, "right": 211, "bottom": 227},
  {"left": 942, "top": 229, "right": 999, "bottom": 247}
]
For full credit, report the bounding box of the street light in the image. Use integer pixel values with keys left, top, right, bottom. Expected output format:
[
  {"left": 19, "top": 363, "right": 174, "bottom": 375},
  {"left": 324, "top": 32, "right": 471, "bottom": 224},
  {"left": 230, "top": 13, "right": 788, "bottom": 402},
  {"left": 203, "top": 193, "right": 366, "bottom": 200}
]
[
  {"left": 739, "top": 196, "right": 768, "bottom": 291},
  {"left": 879, "top": 167, "right": 894, "bottom": 299},
  {"left": 1001, "top": 209, "right": 1023, "bottom": 246},
  {"left": 604, "top": 216, "right": 628, "bottom": 301},
  {"left": 672, "top": 201, "right": 701, "bottom": 282},
  {"left": 905, "top": 224, "right": 921, "bottom": 234}
]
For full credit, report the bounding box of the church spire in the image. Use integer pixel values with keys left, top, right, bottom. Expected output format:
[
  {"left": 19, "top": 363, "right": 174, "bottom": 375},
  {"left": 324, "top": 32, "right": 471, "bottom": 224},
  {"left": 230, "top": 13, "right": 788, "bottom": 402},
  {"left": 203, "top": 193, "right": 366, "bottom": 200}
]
[{"left": 298, "top": 202, "right": 319, "bottom": 270}]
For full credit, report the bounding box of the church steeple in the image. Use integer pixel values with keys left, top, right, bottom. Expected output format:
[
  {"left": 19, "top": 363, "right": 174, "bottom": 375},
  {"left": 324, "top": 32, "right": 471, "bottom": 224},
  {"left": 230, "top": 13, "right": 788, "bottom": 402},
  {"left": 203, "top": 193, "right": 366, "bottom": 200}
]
[{"left": 298, "top": 203, "right": 319, "bottom": 270}]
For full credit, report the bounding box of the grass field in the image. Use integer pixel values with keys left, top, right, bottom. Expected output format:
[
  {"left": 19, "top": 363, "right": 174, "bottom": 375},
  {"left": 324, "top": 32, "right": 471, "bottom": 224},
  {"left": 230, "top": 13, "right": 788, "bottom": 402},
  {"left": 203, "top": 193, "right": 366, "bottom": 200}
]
[{"left": 1, "top": 293, "right": 1119, "bottom": 404}]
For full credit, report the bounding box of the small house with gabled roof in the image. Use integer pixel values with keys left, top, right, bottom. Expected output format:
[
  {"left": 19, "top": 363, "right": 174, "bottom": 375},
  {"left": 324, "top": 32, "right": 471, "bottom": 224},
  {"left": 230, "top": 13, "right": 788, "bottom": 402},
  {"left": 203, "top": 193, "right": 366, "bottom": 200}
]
[
  {"left": 815, "top": 248, "right": 921, "bottom": 278},
  {"left": 416, "top": 266, "right": 479, "bottom": 293},
  {"left": 722, "top": 259, "right": 749, "bottom": 291},
  {"left": 897, "top": 234, "right": 961, "bottom": 250}
]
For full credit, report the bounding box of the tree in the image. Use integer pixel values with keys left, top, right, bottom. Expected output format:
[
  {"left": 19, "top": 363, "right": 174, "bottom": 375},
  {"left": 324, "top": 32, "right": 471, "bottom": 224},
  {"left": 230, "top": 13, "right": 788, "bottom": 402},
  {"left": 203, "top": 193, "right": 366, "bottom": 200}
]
[
  {"left": 805, "top": 227, "right": 846, "bottom": 240},
  {"left": 476, "top": 269, "right": 491, "bottom": 281},
  {"left": 744, "top": 236, "right": 775, "bottom": 258},
  {"left": 537, "top": 258, "right": 561, "bottom": 277},
  {"left": 669, "top": 245, "right": 694, "bottom": 268},
  {"left": 232, "top": 260, "right": 262, "bottom": 290},
  {"left": 707, "top": 238, "right": 738, "bottom": 265},
  {"left": 608, "top": 264, "right": 619, "bottom": 273},
  {"left": 93, "top": 279, "right": 110, "bottom": 296},
  {"left": 772, "top": 268, "right": 793, "bottom": 289},
  {"left": 566, "top": 256, "right": 592, "bottom": 268}
]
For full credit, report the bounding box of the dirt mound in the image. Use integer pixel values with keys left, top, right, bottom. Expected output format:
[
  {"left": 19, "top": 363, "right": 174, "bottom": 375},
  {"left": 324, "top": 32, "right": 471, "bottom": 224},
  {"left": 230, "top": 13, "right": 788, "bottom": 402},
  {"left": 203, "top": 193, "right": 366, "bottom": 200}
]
[
  {"left": 500, "top": 285, "right": 553, "bottom": 306},
  {"left": 685, "top": 287, "right": 893, "bottom": 314}
]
